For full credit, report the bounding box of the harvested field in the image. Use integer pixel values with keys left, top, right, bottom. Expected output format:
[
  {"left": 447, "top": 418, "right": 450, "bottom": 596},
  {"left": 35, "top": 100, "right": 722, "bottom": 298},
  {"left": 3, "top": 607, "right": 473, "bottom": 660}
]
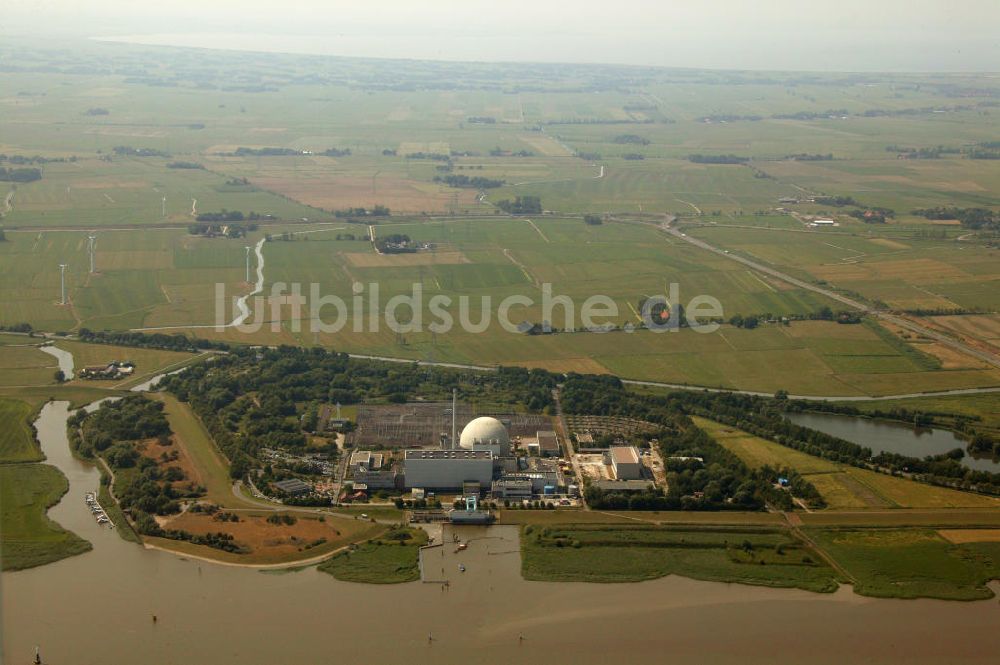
[
  {"left": 158, "top": 511, "right": 381, "bottom": 564},
  {"left": 342, "top": 249, "right": 469, "bottom": 267},
  {"left": 251, "top": 175, "right": 477, "bottom": 214},
  {"left": 938, "top": 529, "right": 1000, "bottom": 544}
]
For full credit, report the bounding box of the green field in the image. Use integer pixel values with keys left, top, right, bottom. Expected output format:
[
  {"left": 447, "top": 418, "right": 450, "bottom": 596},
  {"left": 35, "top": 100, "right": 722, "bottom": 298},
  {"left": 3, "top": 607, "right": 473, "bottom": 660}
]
[
  {"left": 317, "top": 527, "right": 428, "bottom": 583},
  {"left": 0, "top": 463, "right": 91, "bottom": 571},
  {"left": 520, "top": 524, "right": 840, "bottom": 592},
  {"left": 0, "top": 397, "right": 42, "bottom": 462},
  {"left": 808, "top": 528, "right": 1000, "bottom": 600}
]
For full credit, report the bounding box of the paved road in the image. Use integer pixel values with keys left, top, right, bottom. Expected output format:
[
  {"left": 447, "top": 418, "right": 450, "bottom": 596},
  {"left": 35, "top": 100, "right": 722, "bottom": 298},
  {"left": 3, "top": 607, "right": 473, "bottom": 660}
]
[
  {"left": 552, "top": 387, "right": 585, "bottom": 505},
  {"left": 663, "top": 223, "right": 1000, "bottom": 370}
]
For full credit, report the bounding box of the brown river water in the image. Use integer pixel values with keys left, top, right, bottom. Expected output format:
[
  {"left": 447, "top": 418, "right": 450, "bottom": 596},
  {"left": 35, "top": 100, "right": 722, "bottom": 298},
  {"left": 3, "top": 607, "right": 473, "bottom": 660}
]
[{"left": 3, "top": 401, "right": 999, "bottom": 664}]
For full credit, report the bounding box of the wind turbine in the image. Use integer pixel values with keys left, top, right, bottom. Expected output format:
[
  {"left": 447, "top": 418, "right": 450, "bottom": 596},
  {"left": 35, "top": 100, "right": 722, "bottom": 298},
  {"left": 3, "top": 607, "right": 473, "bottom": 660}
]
[
  {"left": 59, "top": 264, "right": 67, "bottom": 305},
  {"left": 88, "top": 234, "right": 97, "bottom": 273},
  {"left": 161, "top": 196, "right": 167, "bottom": 217},
  {"left": 244, "top": 245, "right": 252, "bottom": 283}
]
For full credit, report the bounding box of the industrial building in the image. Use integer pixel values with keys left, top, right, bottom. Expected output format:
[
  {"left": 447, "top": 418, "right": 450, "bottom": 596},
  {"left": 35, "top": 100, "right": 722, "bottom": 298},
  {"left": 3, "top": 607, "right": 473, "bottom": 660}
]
[
  {"left": 403, "top": 449, "right": 494, "bottom": 490},
  {"left": 349, "top": 450, "right": 398, "bottom": 490},
  {"left": 491, "top": 477, "right": 533, "bottom": 499},
  {"left": 524, "top": 430, "right": 560, "bottom": 457},
  {"left": 272, "top": 478, "right": 312, "bottom": 496},
  {"left": 608, "top": 446, "right": 643, "bottom": 480}
]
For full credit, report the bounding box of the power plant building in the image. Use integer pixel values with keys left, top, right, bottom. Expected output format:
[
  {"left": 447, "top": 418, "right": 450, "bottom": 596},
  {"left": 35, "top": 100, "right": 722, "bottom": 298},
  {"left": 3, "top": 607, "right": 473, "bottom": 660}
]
[
  {"left": 404, "top": 449, "right": 494, "bottom": 490},
  {"left": 609, "top": 446, "right": 643, "bottom": 480}
]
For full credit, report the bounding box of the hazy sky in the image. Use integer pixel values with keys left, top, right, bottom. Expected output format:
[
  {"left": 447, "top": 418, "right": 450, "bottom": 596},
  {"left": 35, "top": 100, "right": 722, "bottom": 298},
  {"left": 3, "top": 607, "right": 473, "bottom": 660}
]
[{"left": 5, "top": 0, "right": 999, "bottom": 71}]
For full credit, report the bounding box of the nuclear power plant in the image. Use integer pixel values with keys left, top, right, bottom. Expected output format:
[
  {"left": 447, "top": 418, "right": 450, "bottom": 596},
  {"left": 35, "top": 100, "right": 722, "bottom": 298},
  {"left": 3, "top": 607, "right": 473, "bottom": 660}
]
[{"left": 346, "top": 389, "right": 571, "bottom": 506}]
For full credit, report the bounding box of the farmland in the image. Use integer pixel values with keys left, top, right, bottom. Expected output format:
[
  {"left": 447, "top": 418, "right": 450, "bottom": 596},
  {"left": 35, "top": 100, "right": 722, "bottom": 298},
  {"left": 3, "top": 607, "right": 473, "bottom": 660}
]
[{"left": 1, "top": 37, "right": 999, "bottom": 400}]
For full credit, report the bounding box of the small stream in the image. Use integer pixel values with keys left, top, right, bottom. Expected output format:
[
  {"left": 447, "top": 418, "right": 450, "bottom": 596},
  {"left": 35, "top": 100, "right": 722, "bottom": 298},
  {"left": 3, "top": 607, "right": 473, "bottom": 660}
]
[{"left": 38, "top": 343, "right": 74, "bottom": 380}]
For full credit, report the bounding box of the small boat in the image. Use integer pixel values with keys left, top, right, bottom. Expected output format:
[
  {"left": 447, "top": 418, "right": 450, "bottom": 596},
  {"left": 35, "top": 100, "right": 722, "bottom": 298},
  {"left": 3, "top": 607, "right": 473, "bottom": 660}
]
[
  {"left": 456, "top": 543, "right": 468, "bottom": 551},
  {"left": 458, "top": 564, "right": 466, "bottom": 573}
]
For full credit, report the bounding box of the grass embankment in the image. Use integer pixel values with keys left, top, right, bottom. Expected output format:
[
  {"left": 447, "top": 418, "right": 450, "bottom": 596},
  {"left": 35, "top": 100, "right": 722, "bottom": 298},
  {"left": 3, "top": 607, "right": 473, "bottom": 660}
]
[
  {"left": 97, "top": 466, "right": 141, "bottom": 543},
  {"left": 318, "top": 527, "right": 428, "bottom": 583},
  {"left": 697, "top": 416, "right": 999, "bottom": 510},
  {"left": 327, "top": 505, "right": 406, "bottom": 521},
  {"left": 152, "top": 392, "right": 238, "bottom": 506},
  {"left": 521, "top": 524, "right": 840, "bottom": 592},
  {"left": 808, "top": 528, "right": 1000, "bottom": 600},
  {"left": 499, "top": 508, "right": 785, "bottom": 526},
  {"left": 0, "top": 464, "right": 91, "bottom": 570}
]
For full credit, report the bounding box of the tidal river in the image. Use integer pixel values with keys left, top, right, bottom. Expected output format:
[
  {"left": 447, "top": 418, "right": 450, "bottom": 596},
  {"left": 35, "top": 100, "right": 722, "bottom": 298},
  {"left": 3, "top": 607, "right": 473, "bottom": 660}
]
[{"left": 3, "top": 401, "right": 1000, "bottom": 665}]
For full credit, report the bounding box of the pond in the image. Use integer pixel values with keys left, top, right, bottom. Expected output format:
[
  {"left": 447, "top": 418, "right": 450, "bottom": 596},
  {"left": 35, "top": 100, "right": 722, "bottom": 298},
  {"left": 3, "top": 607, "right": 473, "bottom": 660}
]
[{"left": 787, "top": 412, "right": 999, "bottom": 473}]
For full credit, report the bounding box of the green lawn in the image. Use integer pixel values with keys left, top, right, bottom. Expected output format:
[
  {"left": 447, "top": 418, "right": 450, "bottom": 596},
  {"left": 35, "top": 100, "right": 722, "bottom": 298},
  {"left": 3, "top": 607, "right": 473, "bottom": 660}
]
[{"left": 0, "top": 463, "right": 91, "bottom": 571}]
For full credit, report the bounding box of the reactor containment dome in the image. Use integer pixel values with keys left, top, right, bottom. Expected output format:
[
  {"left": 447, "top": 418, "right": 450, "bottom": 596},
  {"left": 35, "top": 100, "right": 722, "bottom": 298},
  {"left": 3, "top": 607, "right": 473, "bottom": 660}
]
[{"left": 459, "top": 416, "right": 509, "bottom": 451}]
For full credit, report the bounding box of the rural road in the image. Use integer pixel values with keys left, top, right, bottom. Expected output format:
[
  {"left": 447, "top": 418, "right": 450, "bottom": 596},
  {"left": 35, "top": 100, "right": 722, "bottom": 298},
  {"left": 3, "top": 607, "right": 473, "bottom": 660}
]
[{"left": 662, "top": 223, "right": 1000, "bottom": 370}]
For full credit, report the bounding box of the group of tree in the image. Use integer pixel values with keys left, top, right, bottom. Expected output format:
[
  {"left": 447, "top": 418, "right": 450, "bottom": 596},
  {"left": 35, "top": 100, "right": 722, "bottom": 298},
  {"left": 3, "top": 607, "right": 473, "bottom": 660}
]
[
  {"left": 188, "top": 222, "right": 257, "bottom": 238},
  {"left": 375, "top": 233, "right": 414, "bottom": 253},
  {"left": 912, "top": 207, "right": 997, "bottom": 230},
  {"left": 113, "top": 146, "right": 170, "bottom": 158},
  {"left": 496, "top": 196, "right": 542, "bottom": 215},
  {"left": 333, "top": 205, "right": 390, "bottom": 218},
  {"left": 785, "top": 153, "right": 833, "bottom": 161},
  {"left": 489, "top": 147, "right": 534, "bottom": 157},
  {"left": 77, "top": 328, "right": 230, "bottom": 352},
  {"left": 434, "top": 174, "right": 505, "bottom": 189},
  {"left": 813, "top": 195, "right": 859, "bottom": 207},
  {"left": 0, "top": 154, "right": 69, "bottom": 165},
  {"left": 230, "top": 147, "right": 302, "bottom": 157},
  {"left": 583, "top": 214, "right": 603, "bottom": 226},
  {"left": 321, "top": 147, "right": 352, "bottom": 157},
  {"left": 195, "top": 209, "right": 263, "bottom": 223},
  {"left": 167, "top": 161, "right": 204, "bottom": 169},
  {"left": 687, "top": 154, "right": 748, "bottom": 164},
  {"left": 0, "top": 167, "right": 42, "bottom": 182},
  {"left": 612, "top": 134, "right": 651, "bottom": 145}
]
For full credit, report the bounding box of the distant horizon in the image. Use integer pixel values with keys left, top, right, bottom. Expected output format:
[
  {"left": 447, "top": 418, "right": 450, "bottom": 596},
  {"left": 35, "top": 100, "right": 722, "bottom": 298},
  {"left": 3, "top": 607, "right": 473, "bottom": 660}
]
[
  {"left": 3, "top": 0, "right": 999, "bottom": 73},
  {"left": 86, "top": 32, "right": 999, "bottom": 75}
]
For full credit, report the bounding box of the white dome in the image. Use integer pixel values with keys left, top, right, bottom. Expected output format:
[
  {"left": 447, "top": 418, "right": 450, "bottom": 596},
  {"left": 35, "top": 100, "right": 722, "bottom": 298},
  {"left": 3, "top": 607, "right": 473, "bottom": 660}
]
[{"left": 459, "top": 417, "right": 509, "bottom": 450}]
